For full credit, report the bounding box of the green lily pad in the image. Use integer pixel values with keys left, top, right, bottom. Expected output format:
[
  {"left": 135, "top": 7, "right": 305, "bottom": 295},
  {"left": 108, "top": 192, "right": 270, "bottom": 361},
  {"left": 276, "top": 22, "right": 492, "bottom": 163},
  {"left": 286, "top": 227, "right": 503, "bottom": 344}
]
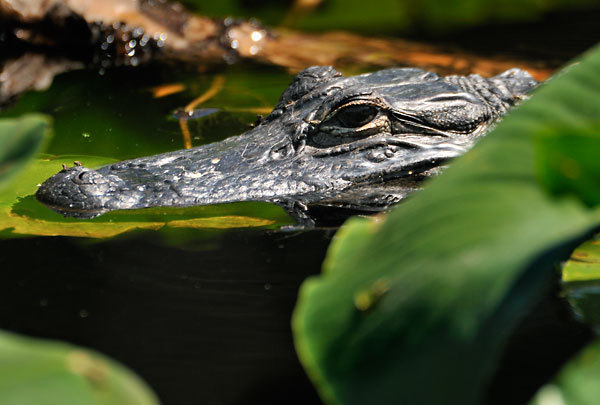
[
  {"left": 0, "top": 114, "right": 50, "bottom": 190},
  {"left": 562, "top": 234, "right": 600, "bottom": 282},
  {"left": 0, "top": 154, "right": 292, "bottom": 238},
  {"left": 0, "top": 330, "right": 158, "bottom": 405},
  {"left": 0, "top": 65, "right": 291, "bottom": 162},
  {"left": 530, "top": 338, "right": 600, "bottom": 405},
  {"left": 0, "top": 66, "right": 296, "bottom": 238},
  {"left": 292, "top": 45, "right": 600, "bottom": 405}
]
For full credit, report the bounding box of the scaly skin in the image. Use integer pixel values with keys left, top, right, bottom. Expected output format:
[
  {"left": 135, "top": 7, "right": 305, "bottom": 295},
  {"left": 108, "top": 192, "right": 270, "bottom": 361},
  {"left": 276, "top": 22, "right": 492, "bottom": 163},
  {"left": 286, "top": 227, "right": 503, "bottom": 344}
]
[{"left": 36, "top": 66, "right": 537, "bottom": 222}]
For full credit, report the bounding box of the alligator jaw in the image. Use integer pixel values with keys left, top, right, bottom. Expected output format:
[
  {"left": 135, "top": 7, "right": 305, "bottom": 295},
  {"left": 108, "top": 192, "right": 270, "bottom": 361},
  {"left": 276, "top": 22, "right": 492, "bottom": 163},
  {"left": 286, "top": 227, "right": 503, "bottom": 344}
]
[{"left": 35, "top": 133, "right": 468, "bottom": 219}]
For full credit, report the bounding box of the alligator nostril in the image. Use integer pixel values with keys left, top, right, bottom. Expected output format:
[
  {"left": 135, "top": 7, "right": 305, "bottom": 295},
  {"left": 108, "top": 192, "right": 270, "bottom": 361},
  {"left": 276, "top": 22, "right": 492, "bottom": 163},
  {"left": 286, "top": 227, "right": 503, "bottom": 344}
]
[{"left": 72, "top": 170, "right": 93, "bottom": 184}]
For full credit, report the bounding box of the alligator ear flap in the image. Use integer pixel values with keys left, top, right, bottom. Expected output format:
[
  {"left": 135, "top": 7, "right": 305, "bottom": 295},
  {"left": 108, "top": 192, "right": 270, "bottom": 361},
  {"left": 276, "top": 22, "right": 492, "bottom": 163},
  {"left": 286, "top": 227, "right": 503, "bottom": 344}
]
[
  {"left": 274, "top": 66, "right": 343, "bottom": 109},
  {"left": 269, "top": 138, "right": 295, "bottom": 160},
  {"left": 489, "top": 68, "right": 538, "bottom": 103}
]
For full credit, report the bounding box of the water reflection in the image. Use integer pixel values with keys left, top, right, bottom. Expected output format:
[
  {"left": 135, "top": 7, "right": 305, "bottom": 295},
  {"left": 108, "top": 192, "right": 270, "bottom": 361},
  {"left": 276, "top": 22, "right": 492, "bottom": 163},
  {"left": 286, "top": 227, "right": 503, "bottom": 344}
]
[{"left": 564, "top": 282, "right": 600, "bottom": 334}]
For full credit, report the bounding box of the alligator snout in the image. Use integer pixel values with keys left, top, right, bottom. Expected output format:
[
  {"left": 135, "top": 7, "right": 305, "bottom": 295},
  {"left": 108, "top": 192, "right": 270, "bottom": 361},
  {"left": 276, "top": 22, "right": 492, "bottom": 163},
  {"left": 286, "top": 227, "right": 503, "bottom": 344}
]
[{"left": 35, "top": 164, "right": 132, "bottom": 218}]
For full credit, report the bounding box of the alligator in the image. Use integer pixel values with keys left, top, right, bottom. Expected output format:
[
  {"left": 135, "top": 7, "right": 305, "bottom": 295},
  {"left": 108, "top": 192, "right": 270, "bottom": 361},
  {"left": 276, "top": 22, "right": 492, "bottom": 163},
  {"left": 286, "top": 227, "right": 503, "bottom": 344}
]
[{"left": 35, "top": 66, "right": 537, "bottom": 225}]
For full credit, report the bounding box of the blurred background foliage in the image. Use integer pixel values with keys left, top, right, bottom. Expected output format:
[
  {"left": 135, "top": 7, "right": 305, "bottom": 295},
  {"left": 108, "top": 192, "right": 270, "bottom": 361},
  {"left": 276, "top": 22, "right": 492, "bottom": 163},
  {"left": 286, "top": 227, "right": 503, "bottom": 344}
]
[{"left": 180, "top": 0, "right": 600, "bottom": 34}]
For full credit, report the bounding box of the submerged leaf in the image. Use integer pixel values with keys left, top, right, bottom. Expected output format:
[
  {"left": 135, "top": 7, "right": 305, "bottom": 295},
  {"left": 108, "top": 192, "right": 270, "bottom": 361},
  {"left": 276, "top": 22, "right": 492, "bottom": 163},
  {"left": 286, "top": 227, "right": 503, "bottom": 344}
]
[
  {"left": 0, "top": 114, "right": 50, "bottom": 190},
  {"left": 292, "top": 45, "right": 600, "bottom": 405},
  {"left": 0, "top": 330, "right": 158, "bottom": 405}
]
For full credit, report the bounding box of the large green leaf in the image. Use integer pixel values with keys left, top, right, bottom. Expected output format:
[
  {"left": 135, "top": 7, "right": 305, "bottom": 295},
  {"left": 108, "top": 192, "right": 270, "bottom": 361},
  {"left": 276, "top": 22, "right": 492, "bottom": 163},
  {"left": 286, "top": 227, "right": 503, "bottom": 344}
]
[
  {"left": 536, "top": 132, "right": 600, "bottom": 208},
  {"left": 0, "top": 114, "right": 50, "bottom": 190},
  {"left": 530, "top": 338, "right": 600, "bottom": 405},
  {"left": 0, "top": 330, "right": 158, "bottom": 405},
  {"left": 292, "top": 45, "right": 600, "bottom": 405}
]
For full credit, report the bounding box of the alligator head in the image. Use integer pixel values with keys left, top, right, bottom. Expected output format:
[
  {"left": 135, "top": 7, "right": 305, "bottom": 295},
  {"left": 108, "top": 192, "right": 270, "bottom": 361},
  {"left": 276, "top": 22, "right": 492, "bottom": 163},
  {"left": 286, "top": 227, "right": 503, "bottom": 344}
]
[{"left": 36, "top": 66, "right": 537, "bottom": 223}]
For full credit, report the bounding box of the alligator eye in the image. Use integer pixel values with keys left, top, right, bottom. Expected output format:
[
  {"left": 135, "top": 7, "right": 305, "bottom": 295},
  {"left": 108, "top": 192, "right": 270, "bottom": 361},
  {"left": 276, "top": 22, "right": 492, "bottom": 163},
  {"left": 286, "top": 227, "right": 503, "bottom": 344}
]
[{"left": 334, "top": 105, "right": 377, "bottom": 128}]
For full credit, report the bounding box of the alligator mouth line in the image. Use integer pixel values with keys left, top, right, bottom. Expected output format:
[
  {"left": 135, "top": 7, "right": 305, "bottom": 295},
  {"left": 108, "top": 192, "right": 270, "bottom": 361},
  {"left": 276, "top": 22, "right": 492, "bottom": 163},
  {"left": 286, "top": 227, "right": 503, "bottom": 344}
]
[
  {"left": 311, "top": 135, "right": 467, "bottom": 157},
  {"left": 35, "top": 201, "right": 106, "bottom": 217}
]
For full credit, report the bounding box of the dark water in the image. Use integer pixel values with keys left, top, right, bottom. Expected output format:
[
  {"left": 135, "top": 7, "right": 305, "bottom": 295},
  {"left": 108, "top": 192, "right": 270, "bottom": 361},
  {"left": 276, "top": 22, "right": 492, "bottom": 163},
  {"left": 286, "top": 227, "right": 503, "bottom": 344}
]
[
  {"left": 0, "top": 229, "right": 336, "bottom": 404},
  {"left": 0, "top": 228, "right": 593, "bottom": 405}
]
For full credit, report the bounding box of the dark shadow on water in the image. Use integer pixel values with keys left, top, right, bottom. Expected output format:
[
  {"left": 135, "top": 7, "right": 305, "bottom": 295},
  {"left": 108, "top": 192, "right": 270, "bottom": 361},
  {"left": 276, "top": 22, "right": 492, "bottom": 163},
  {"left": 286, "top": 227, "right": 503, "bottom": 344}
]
[
  {"left": 0, "top": 228, "right": 336, "bottom": 405},
  {"left": 0, "top": 217, "right": 594, "bottom": 404}
]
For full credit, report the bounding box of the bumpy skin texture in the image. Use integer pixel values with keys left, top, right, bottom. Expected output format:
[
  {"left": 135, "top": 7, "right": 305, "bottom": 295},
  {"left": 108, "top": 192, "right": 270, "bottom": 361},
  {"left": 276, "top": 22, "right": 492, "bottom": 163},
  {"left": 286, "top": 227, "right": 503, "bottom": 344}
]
[{"left": 36, "top": 66, "right": 537, "bottom": 221}]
